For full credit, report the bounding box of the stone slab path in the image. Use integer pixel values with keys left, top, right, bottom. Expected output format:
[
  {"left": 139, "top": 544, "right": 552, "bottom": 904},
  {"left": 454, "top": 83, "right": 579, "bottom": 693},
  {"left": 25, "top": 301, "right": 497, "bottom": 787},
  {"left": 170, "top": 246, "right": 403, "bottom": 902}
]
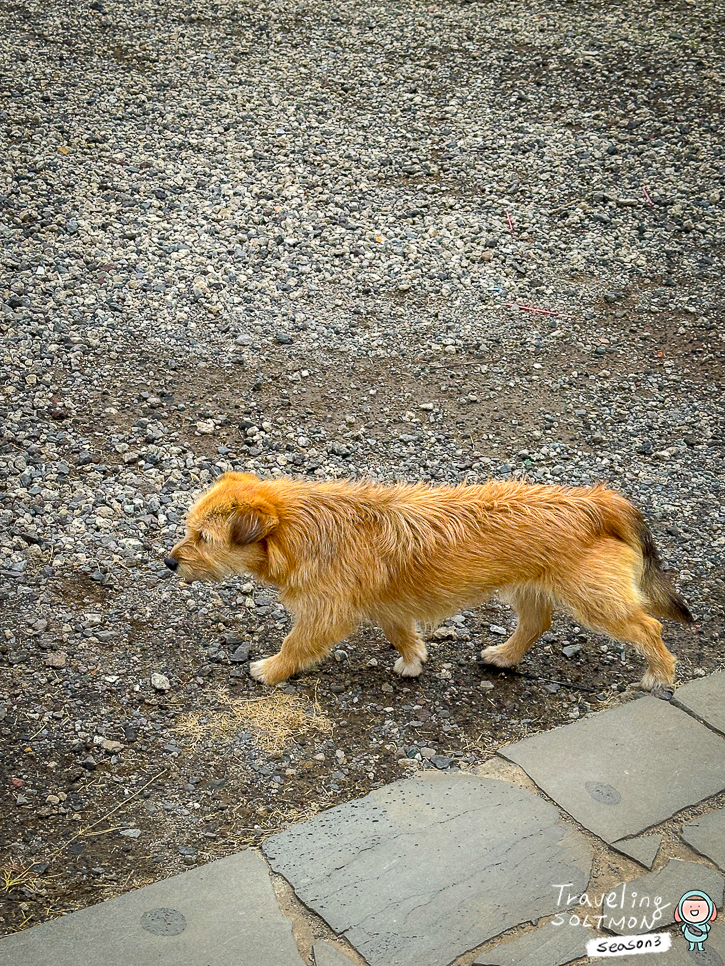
[
  {"left": 682, "top": 808, "right": 725, "bottom": 873},
  {"left": 602, "top": 859, "right": 723, "bottom": 934},
  {"left": 473, "top": 921, "right": 591, "bottom": 966},
  {"left": 672, "top": 671, "right": 725, "bottom": 737},
  {"left": 263, "top": 776, "right": 591, "bottom": 966},
  {"left": 500, "top": 696, "right": 725, "bottom": 844},
  {"left": 608, "top": 922, "right": 725, "bottom": 966},
  {"left": 613, "top": 833, "right": 663, "bottom": 869},
  {"left": 3, "top": 685, "right": 725, "bottom": 966},
  {"left": 312, "top": 941, "right": 358, "bottom": 966},
  {"left": 0, "top": 851, "right": 305, "bottom": 966}
]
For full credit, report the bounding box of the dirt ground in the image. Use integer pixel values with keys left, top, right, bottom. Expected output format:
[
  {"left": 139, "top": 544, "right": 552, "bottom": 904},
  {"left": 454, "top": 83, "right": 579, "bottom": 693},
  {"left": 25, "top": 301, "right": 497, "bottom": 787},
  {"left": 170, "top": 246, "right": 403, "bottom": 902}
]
[
  {"left": 1, "top": 0, "right": 724, "bottom": 944},
  {"left": 2, "top": 322, "right": 721, "bottom": 936}
]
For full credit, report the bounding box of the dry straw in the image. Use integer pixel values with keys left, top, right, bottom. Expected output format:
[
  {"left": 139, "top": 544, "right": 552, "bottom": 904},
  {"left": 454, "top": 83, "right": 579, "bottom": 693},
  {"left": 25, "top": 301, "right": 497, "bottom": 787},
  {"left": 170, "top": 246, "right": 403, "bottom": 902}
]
[{"left": 175, "top": 688, "right": 332, "bottom": 754}]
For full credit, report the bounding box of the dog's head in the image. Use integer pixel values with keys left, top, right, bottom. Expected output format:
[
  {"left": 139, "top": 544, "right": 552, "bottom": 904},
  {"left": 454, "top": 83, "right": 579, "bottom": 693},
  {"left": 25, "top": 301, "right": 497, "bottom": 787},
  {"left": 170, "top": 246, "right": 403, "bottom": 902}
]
[{"left": 164, "top": 472, "right": 279, "bottom": 583}]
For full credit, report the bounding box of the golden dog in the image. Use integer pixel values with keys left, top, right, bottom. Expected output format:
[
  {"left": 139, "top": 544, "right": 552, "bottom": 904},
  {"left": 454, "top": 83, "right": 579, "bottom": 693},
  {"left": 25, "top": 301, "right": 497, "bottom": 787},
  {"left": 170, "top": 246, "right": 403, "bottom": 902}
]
[{"left": 165, "top": 472, "right": 692, "bottom": 690}]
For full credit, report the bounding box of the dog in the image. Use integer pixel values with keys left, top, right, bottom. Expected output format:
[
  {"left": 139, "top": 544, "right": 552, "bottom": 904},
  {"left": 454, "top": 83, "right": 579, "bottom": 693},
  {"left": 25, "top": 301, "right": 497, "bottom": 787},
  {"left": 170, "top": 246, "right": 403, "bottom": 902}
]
[{"left": 164, "top": 472, "right": 692, "bottom": 690}]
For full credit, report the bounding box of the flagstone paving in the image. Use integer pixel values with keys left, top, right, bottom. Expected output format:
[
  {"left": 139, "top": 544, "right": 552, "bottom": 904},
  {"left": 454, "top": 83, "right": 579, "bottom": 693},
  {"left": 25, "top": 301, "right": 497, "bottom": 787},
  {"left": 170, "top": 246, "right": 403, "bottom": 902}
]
[
  {"left": 473, "top": 921, "right": 593, "bottom": 966},
  {"left": 682, "top": 809, "right": 725, "bottom": 874},
  {"left": 613, "top": 833, "right": 663, "bottom": 869},
  {"left": 0, "top": 851, "right": 305, "bottom": 966},
  {"left": 3, "top": 679, "right": 725, "bottom": 966},
  {"left": 589, "top": 936, "right": 691, "bottom": 966},
  {"left": 477, "top": 920, "right": 725, "bottom": 966},
  {"left": 312, "top": 941, "right": 358, "bottom": 966},
  {"left": 672, "top": 672, "right": 725, "bottom": 737},
  {"left": 500, "top": 696, "right": 725, "bottom": 844},
  {"left": 263, "top": 776, "right": 592, "bottom": 966},
  {"left": 609, "top": 922, "right": 725, "bottom": 966},
  {"left": 602, "top": 859, "right": 723, "bottom": 935}
]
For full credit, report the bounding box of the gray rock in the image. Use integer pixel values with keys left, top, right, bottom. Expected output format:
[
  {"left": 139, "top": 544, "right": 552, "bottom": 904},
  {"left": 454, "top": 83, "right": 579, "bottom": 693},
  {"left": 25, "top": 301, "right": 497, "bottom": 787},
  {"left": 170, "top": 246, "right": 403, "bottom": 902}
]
[
  {"left": 672, "top": 672, "right": 725, "bottom": 737},
  {"left": 312, "top": 941, "right": 357, "bottom": 966},
  {"left": 263, "top": 776, "right": 591, "bottom": 966},
  {"left": 431, "top": 755, "right": 452, "bottom": 769},
  {"left": 0, "top": 851, "right": 305, "bottom": 966},
  {"left": 613, "top": 833, "right": 663, "bottom": 869},
  {"left": 603, "top": 859, "right": 723, "bottom": 934},
  {"left": 222, "top": 631, "right": 244, "bottom": 646},
  {"left": 682, "top": 809, "right": 725, "bottom": 873},
  {"left": 474, "top": 921, "right": 592, "bottom": 966},
  {"left": 501, "top": 697, "right": 725, "bottom": 843},
  {"left": 150, "top": 673, "right": 171, "bottom": 692}
]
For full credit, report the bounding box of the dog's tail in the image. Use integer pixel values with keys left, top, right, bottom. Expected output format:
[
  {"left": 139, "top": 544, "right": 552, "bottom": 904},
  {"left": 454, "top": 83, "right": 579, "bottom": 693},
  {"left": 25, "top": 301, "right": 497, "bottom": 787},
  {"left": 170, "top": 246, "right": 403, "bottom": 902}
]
[
  {"left": 594, "top": 488, "right": 693, "bottom": 625},
  {"left": 633, "top": 513, "right": 694, "bottom": 624}
]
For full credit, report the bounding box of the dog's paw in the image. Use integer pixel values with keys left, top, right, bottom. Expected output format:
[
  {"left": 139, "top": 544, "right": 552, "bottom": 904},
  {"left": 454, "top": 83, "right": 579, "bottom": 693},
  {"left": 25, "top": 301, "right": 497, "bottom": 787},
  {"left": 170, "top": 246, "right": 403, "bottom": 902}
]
[
  {"left": 250, "top": 656, "right": 289, "bottom": 686},
  {"left": 638, "top": 671, "right": 655, "bottom": 692},
  {"left": 480, "top": 644, "right": 517, "bottom": 668},
  {"left": 639, "top": 670, "right": 674, "bottom": 694},
  {"left": 394, "top": 656, "right": 423, "bottom": 677}
]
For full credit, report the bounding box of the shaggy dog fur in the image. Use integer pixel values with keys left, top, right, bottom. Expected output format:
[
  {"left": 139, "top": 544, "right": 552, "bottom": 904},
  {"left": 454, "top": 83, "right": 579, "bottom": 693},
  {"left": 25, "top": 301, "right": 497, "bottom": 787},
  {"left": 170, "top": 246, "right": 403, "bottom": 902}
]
[{"left": 165, "top": 472, "right": 692, "bottom": 689}]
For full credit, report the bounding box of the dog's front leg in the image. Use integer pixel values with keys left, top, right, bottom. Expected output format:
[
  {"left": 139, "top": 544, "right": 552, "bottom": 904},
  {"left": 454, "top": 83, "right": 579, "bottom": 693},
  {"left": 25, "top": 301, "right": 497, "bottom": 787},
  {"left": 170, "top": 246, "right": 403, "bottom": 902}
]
[
  {"left": 250, "top": 616, "right": 353, "bottom": 686},
  {"left": 379, "top": 618, "right": 428, "bottom": 677}
]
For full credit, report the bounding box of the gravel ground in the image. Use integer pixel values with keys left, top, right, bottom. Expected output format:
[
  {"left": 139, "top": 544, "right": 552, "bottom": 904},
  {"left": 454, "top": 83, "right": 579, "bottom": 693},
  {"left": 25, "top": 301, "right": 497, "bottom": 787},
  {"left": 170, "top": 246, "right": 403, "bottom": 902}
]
[{"left": 1, "top": 0, "right": 724, "bottom": 939}]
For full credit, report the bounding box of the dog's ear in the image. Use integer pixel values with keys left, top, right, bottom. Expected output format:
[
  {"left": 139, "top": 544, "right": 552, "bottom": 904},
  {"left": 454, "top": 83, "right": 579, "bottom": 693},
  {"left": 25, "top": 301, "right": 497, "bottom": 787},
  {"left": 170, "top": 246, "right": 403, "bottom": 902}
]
[{"left": 229, "top": 502, "right": 278, "bottom": 546}]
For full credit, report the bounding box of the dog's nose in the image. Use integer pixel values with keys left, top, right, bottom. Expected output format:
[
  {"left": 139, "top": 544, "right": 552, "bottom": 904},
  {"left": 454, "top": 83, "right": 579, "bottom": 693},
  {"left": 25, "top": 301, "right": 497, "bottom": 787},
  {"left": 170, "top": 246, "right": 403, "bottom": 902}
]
[{"left": 164, "top": 557, "right": 179, "bottom": 572}]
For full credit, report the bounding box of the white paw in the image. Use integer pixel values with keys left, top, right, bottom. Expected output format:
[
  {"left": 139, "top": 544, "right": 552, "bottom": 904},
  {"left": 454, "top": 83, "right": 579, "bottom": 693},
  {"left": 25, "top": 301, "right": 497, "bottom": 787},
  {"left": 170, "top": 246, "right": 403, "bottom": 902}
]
[
  {"left": 250, "top": 658, "right": 276, "bottom": 685},
  {"left": 639, "top": 671, "right": 672, "bottom": 693},
  {"left": 480, "top": 644, "right": 516, "bottom": 668},
  {"left": 394, "top": 656, "right": 423, "bottom": 677}
]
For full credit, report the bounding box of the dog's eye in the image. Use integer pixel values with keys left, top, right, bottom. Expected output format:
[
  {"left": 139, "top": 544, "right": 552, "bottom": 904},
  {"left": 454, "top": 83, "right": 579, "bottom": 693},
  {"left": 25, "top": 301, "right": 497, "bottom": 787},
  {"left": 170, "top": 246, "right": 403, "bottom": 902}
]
[{"left": 196, "top": 532, "right": 208, "bottom": 544}]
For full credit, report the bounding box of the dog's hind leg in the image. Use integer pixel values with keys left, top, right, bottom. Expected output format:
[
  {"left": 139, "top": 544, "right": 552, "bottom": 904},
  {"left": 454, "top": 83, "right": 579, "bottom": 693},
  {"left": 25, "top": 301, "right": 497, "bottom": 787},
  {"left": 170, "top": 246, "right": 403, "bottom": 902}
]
[
  {"left": 614, "top": 612, "right": 675, "bottom": 691},
  {"left": 556, "top": 539, "right": 676, "bottom": 690},
  {"left": 480, "top": 586, "right": 552, "bottom": 669},
  {"left": 250, "top": 614, "right": 354, "bottom": 686},
  {"left": 569, "top": 605, "right": 674, "bottom": 691},
  {"left": 379, "top": 617, "right": 428, "bottom": 677}
]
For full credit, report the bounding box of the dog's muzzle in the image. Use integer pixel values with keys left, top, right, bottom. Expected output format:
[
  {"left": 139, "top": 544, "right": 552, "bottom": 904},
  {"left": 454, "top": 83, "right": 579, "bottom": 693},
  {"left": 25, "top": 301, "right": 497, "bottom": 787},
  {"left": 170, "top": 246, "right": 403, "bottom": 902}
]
[{"left": 164, "top": 557, "right": 179, "bottom": 572}]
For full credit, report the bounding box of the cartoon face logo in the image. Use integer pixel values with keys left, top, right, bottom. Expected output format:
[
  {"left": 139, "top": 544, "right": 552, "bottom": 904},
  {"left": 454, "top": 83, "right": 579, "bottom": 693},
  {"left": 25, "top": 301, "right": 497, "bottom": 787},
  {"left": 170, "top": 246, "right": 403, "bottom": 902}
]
[
  {"left": 675, "top": 891, "right": 717, "bottom": 952},
  {"left": 681, "top": 898, "right": 711, "bottom": 922}
]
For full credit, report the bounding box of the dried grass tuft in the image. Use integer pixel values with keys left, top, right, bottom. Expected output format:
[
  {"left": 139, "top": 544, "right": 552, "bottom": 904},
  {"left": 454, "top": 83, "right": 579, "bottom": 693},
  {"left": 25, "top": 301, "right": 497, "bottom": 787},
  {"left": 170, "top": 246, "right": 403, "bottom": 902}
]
[
  {"left": 0, "top": 862, "right": 42, "bottom": 896},
  {"left": 175, "top": 689, "right": 332, "bottom": 753}
]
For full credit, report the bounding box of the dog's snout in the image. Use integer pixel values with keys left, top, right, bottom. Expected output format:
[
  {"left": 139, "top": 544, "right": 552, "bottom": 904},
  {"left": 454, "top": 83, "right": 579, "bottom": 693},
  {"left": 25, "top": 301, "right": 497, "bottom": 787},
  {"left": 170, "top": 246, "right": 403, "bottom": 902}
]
[{"left": 164, "top": 557, "right": 179, "bottom": 572}]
